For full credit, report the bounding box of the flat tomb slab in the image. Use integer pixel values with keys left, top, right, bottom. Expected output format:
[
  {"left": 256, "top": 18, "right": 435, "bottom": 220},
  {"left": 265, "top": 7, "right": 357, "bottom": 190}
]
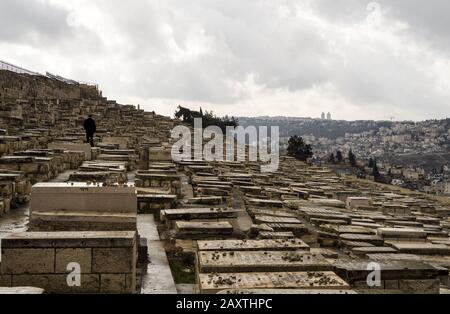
[
  {"left": 322, "top": 225, "right": 375, "bottom": 235},
  {"left": 30, "top": 182, "right": 136, "bottom": 214},
  {"left": 339, "top": 234, "right": 384, "bottom": 246},
  {"left": 187, "top": 197, "right": 222, "bottom": 205},
  {"left": 1, "top": 231, "right": 137, "bottom": 248},
  {"left": 198, "top": 251, "right": 332, "bottom": 273},
  {"left": 385, "top": 242, "right": 450, "bottom": 255},
  {"left": 175, "top": 221, "right": 233, "bottom": 235},
  {"left": 48, "top": 143, "right": 91, "bottom": 160},
  {"left": 258, "top": 232, "right": 295, "bottom": 239},
  {"left": 247, "top": 208, "right": 298, "bottom": 218},
  {"left": 246, "top": 198, "right": 284, "bottom": 208},
  {"left": 334, "top": 260, "right": 444, "bottom": 282},
  {"left": 30, "top": 210, "right": 137, "bottom": 232},
  {"left": 351, "top": 246, "right": 398, "bottom": 256},
  {"left": 265, "top": 223, "right": 308, "bottom": 235},
  {"left": 197, "top": 239, "right": 309, "bottom": 252},
  {"left": 0, "top": 287, "right": 45, "bottom": 294},
  {"left": 378, "top": 228, "right": 427, "bottom": 239},
  {"left": 254, "top": 215, "right": 302, "bottom": 225},
  {"left": 199, "top": 271, "right": 349, "bottom": 294},
  {"left": 161, "top": 208, "right": 240, "bottom": 221}
]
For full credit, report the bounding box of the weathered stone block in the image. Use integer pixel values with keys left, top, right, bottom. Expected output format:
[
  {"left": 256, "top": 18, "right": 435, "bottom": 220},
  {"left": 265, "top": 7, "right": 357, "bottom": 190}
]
[
  {"left": 92, "top": 248, "right": 134, "bottom": 274},
  {"left": 100, "top": 274, "right": 128, "bottom": 294},
  {"left": 399, "top": 279, "right": 440, "bottom": 294},
  {"left": 0, "top": 275, "right": 12, "bottom": 286},
  {"left": 48, "top": 142, "right": 91, "bottom": 160},
  {"left": 1, "top": 249, "right": 55, "bottom": 274}
]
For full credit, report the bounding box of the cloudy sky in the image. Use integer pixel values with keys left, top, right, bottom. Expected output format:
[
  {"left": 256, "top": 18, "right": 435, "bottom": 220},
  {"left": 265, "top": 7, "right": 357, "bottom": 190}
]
[{"left": 1, "top": 0, "right": 449, "bottom": 120}]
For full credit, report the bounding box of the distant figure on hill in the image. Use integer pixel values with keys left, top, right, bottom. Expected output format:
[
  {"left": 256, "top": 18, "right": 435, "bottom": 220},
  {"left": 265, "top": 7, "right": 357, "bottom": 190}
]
[{"left": 83, "top": 115, "right": 96, "bottom": 147}]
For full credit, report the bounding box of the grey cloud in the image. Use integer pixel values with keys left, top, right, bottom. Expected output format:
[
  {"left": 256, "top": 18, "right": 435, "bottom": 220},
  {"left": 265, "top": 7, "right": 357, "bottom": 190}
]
[
  {"left": 1, "top": 0, "right": 449, "bottom": 120},
  {"left": 0, "top": 0, "right": 72, "bottom": 44}
]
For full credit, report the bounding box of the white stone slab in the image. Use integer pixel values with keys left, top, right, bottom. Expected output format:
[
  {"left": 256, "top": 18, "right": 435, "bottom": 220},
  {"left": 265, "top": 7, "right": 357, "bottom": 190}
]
[
  {"left": 48, "top": 142, "right": 92, "bottom": 160},
  {"left": 30, "top": 182, "right": 137, "bottom": 214}
]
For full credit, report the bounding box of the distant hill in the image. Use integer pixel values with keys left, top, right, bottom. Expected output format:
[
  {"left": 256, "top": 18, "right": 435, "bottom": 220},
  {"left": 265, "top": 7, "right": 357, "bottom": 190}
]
[{"left": 238, "top": 117, "right": 395, "bottom": 139}]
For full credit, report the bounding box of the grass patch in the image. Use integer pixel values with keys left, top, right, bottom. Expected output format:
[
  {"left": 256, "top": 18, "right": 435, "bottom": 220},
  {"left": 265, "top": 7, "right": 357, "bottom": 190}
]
[{"left": 168, "top": 257, "right": 196, "bottom": 284}]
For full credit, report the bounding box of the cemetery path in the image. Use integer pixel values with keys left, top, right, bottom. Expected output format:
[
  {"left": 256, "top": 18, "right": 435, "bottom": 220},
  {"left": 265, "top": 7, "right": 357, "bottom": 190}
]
[
  {"left": 138, "top": 214, "right": 177, "bottom": 294},
  {"left": 231, "top": 188, "right": 253, "bottom": 232}
]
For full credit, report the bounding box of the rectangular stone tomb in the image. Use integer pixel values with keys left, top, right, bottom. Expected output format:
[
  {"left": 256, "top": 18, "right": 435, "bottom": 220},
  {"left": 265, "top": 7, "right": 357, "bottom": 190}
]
[
  {"left": 198, "top": 251, "right": 332, "bottom": 273},
  {"left": 197, "top": 239, "right": 310, "bottom": 252},
  {"left": 309, "top": 199, "right": 346, "bottom": 208},
  {"left": 187, "top": 196, "right": 223, "bottom": 205},
  {"left": 378, "top": 228, "right": 428, "bottom": 240},
  {"left": 350, "top": 246, "right": 398, "bottom": 256},
  {"left": 254, "top": 215, "right": 302, "bottom": 225},
  {"left": 339, "top": 234, "right": 384, "bottom": 246},
  {"left": 175, "top": 221, "right": 233, "bottom": 237},
  {"left": 322, "top": 225, "right": 375, "bottom": 235},
  {"left": 265, "top": 223, "right": 309, "bottom": 236},
  {"left": 297, "top": 208, "right": 351, "bottom": 223},
  {"left": 48, "top": 142, "right": 92, "bottom": 160},
  {"left": 199, "top": 271, "right": 349, "bottom": 294},
  {"left": 346, "top": 197, "right": 372, "bottom": 209},
  {"left": 29, "top": 183, "right": 137, "bottom": 231},
  {"left": 30, "top": 182, "right": 137, "bottom": 214},
  {"left": 247, "top": 208, "right": 298, "bottom": 218},
  {"left": 29, "top": 211, "right": 137, "bottom": 232},
  {"left": 258, "top": 232, "right": 296, "bottom": 239},
  {"left": 160, "top": 208, "right": 240, "bottom": 223},
  {"left": 0, "top": 231, "right": 137, "bottom": 294},
  {"left": 137, "top": 194, "right": 177, "bottom": 215},
  {"left": 385, "top": 242, "right": 450, "bottom": 255},
  {"left": 334, "top": 260, "right": 445, "bottom": 283},
  {"left": 71, "top": 171, "right": 127, "bottom": 186},
  {"left": 246, "top": 198, "right": 284, "bottom": 208}
]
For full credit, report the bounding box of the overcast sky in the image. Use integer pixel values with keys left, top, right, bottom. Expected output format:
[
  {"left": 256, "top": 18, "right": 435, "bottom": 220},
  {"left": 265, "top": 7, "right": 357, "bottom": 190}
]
[{"left": 1, "top": 0, "right": 449, "bottom": 120}]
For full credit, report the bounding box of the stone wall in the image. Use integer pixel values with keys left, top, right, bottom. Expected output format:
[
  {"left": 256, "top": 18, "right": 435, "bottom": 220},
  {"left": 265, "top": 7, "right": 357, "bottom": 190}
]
[{"left": 0, "top": 231, "right": 137, "bottom": 294}]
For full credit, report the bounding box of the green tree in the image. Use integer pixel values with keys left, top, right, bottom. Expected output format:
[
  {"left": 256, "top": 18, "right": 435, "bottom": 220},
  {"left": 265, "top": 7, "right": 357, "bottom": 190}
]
[
  {"left": 336, "top": 151, "right": 343, "bottom": 163},
  {"left": 372, "top": 159, "right": 381, "bottom": 180},
  {"left": 348, "top": 149, "right": 357, "bottom": 167},
  {"left": 287, "top": 136, "right": 313, "bottom": 161},
  {"left": 328, "top": 153, "right": 336, "bottom": 164},
  {"left": 368, "top": 157, "right": 374, "bottom": 168},
  {"left": 174, "top": 106, "right": 238, "bottom": 132}
]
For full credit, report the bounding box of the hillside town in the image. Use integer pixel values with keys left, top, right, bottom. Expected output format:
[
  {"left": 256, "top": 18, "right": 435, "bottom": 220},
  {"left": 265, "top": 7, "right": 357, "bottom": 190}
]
[
  {"left": 306, "top": 120, "right": 450, "bottom": 197},
  {"left": 239, "top": 117, "right": 450, "bottom": 197}
]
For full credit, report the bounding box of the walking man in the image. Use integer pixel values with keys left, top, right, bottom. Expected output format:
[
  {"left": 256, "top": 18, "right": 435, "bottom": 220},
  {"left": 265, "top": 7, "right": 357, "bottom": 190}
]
[{"left": 83, "top": 115, "right": 96, "bottom": 147}]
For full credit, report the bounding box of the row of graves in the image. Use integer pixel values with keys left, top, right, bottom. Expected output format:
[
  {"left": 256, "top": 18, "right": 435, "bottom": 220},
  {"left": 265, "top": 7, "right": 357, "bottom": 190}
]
[
  {"left": 0, "top": 69, "right": 187, "bottom": 293},
  {"left": 157, "top": 157, "right": 350, "bottom": 294},
  {"left": 0, "top": 101, "right": 180, "bottom": 293},
  {"left": 158, "top": 155, "right": 450, "bottom": 294},
  {"left": 0, "top": 133, "right": 144, "bottom": 293},
  {"left": 280, "top": 159, "right": 450, "bottom": 294},
  {"left": 0, "top": 130, "right": 86, "bottom": 217}
]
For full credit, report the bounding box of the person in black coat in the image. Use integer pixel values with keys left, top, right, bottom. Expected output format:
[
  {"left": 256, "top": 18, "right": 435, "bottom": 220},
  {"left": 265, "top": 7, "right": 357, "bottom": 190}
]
[{"left": 83, "top": 115, "right": 96, "bottom": 147}]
